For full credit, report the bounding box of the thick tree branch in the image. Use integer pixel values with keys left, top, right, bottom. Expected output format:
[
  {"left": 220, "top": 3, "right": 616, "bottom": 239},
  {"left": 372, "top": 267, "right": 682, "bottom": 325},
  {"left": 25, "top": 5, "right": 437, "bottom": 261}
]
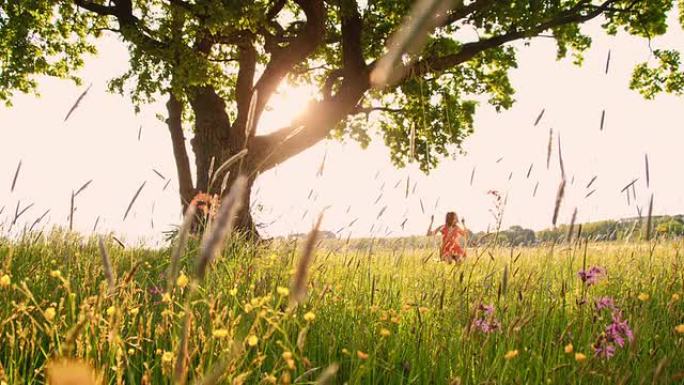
[
  {"left": 266, "top": 0, "right": 288, "bottom": 20},
  {"left": 166, "top": 94, "right": 195, "bottom": 209},
  {"left": 74, "top": 0, "right": 169, "bottom": 53},
  {"left": 249, "top": 72, "right": 369, "bottom": 173},
  {"left": 322, "top": 69, "right": 344, "bottom": 98},
  {"left": 251, "top": 0, "right": 326, "bottom": 123},
  {"left": 250, "top": 0, "right": 623, "bottom": 173},
  {"left": 234, "top": 41, "right": 258, "bottom": 141},
  {"left": 322, "top": 1, "right": 364, "bottom": 100},
  {"left": 402, "top": 0, "right": 619, "bottom": 81},
  {"left": 340, "top": 0, "right": 365, "bottom": 75},
  {"left": 74, "top": 0, "right": 118, "bottom": 16}
]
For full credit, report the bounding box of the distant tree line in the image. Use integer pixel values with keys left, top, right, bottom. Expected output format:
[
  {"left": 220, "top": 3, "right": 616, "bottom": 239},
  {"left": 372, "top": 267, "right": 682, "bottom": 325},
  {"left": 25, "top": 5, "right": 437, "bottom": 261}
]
[
  {"left": 471, "top": 215, "right": 684, "bottom": 246},
  {"left": 308, "top": 215, "right": 684, "bottom": 251},
  {"left": 465, "top": 215, "right": 684, "bottom": 246}
]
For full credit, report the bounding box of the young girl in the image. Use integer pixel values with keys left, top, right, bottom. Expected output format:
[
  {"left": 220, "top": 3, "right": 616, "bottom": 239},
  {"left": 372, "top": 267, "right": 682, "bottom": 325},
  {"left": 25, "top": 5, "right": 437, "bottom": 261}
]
[{"left": 427, "top": 212, "right": 467, "bottom": 263}]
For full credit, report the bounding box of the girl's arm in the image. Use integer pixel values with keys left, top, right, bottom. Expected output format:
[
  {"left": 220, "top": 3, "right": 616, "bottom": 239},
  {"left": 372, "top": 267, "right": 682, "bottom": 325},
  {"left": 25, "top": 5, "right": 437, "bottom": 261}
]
[{"left": 428, "top": 225, "right": 444, "bottom": 236}]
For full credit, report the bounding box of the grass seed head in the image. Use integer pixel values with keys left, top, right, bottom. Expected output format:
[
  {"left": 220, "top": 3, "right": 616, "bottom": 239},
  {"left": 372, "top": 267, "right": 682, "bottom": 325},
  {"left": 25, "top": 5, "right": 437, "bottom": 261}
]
[
  {"left": 290, "top": 213, "right": 324, "bottom": 306},
  {"left": 197, "top": 177, "right": 247, "bottom": 281}
]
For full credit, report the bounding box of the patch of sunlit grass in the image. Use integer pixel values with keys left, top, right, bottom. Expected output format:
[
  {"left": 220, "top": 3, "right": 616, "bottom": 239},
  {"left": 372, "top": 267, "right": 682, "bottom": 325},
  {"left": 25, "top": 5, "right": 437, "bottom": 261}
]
[{"left": 0, "top": 230, "right": 682, "bottom": 384}]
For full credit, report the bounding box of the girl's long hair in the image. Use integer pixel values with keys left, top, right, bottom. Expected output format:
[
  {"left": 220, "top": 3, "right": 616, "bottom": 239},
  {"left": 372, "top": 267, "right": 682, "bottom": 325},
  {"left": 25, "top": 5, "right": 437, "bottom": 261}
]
[{"left": 445, "top": 212, "right": 458, "bottom": 227}]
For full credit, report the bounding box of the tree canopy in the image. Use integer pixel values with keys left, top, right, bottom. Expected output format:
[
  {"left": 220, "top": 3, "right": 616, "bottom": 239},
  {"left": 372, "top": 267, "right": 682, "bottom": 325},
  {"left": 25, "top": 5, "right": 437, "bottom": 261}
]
[{"left": 0, "top": 0, "right": 679, "bottom": 232}]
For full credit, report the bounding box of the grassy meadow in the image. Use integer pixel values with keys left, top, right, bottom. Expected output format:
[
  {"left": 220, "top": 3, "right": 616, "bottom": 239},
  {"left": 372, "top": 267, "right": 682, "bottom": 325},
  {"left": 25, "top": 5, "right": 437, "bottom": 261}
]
[{"left": 0, "top": 230, "right": 683, "bottom": 384}]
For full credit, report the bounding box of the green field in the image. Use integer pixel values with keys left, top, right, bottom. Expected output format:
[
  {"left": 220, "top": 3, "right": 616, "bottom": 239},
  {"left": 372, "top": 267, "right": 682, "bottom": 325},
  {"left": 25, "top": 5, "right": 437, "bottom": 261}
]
[{"left": 0, "top": 231, "right": 683, "bottom": 384}]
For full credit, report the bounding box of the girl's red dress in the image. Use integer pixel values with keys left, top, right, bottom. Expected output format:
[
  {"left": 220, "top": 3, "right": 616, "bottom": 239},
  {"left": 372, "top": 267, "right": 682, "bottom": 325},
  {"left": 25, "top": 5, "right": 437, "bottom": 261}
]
[{"left": 440, "top": 225, "right": 465, "bottom": 259}]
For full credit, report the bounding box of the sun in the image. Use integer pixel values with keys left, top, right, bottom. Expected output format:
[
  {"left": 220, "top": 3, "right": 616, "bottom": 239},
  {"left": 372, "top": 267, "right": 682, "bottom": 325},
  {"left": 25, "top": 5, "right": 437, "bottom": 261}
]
[{"left": 257, "top": 82, "right": 318, "bottom": 135}]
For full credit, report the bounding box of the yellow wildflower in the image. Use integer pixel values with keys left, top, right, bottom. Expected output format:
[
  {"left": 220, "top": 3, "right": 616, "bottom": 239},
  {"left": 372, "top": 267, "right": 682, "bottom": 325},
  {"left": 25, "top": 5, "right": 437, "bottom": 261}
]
[
  {"left": 50, "top": 270, "right": 61, "bottom": 278},
  {"left": 504, "top": 350, "right": 519, "bottom": 360},
  {"left": 357, "top": 351, "right": 369, "bottom": 360},
  {"left": 0, "top": 274, "right": 10, "bottom": 288},
  {"left": 127, "top": 348, "right": 134, "bottom": 355},
  {"left": 44, "top": 307, "right": 56, "bottom": 322},
  {"left": 161, "top": 351, "right": 174, "bottom": 363},
  {"left": 212, "top": 329, "right": 229, "bottom": 338},
  {"left": 247, "top": 335, "right": 259, "bottom": 347},
  {"left": 106, "top": 306, "right": 116, "bottom": 317},
  {"left": 575, "top": 353, "right": 587, "bottom": 362},
  {"left": 304, "top": 312, "right": 316, "bottom": 322},
  {"left": 564, "top": 343, "right": 573, "bottom": 354},
  {"left": 637, "top": 293, "right": 650, "bottom": 302},
  {"left": 674, "top": 324, "right": 684, "bottom": 334},
  {"left": 277, "top": 287, "right": 290, "bottom": 297},
  {"left": 176, "top": 273, "right": 189, "bottom": 289},
  {"left": 280, "top": 372, "right": 291, "bottom": 385},
  {"left": 130, "top": 307, "right": 139, "bottom": 316},
  {"left": 162, "top": 293, "right": 172, "bottom": 303},
  {"left": 282, "top": 351, "right": 293, "bottom": 360},
  {"left": 229, "top": 288, "right": 238, "bottom": 296},
  {"left": 380, "top": 328, "right": 391, "bottom": 337},
  {"left": 286, "top": 358, "right": 296, "bottom": 369},
  {"left": 672, "top": 293, "right": 681, "bottom": 302}
]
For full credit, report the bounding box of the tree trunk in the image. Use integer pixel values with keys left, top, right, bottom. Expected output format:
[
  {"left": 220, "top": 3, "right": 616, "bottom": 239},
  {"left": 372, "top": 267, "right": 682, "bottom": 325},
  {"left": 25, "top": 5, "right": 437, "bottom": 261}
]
[
  {"left": 234, "top": 176, "right": 259, "bottom": 240},
  {"left": 166, "top": 93, "right": 195, "bottom": 211},
  {"left": 189, "top": 87, "right": 234, "bottom": 194},
  {"left": 188, "top": 86, "right": 261, "bottom": 240}
]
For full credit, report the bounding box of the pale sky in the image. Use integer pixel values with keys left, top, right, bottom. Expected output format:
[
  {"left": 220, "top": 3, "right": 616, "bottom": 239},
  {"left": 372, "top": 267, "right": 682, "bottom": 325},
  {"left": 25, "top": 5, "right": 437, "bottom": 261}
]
[{"left": 1, "top": 15, "right": 684, "bottom": 245}]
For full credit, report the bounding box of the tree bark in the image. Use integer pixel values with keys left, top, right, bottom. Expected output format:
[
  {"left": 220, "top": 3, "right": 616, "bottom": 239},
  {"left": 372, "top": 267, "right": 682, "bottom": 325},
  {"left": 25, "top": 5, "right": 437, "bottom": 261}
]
[
  {"left": 189, "top": 86, "right": 234, "bottom": 194},
  {"left": 188, "top": 85, "right": 261, "bottom": 239},
  {"left": 166, "top": 93, "right": 195, "bottom": 211},
  {"left": 234, "top": 175, "right": 259, "bottom": 240}
]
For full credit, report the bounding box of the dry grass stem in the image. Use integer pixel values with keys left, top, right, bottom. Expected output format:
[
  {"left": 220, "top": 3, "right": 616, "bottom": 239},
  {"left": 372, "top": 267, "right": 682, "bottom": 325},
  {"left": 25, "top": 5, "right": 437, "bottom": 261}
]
[
  {"left": 290, "top": 212, "right": 324, "bottom": 306},
  {"left": 97, "top": 236, "right": 116, "bottom": 294},
  {"left": 123, "top": 182, "right": 146, "bottom": 221}
]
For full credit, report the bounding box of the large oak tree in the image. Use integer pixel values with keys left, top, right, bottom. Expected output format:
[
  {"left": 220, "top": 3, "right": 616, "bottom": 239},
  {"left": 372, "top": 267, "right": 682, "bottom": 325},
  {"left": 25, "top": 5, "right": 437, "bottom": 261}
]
[{"left": 0, "top": 0, "right": 675, "bottom": 236}]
